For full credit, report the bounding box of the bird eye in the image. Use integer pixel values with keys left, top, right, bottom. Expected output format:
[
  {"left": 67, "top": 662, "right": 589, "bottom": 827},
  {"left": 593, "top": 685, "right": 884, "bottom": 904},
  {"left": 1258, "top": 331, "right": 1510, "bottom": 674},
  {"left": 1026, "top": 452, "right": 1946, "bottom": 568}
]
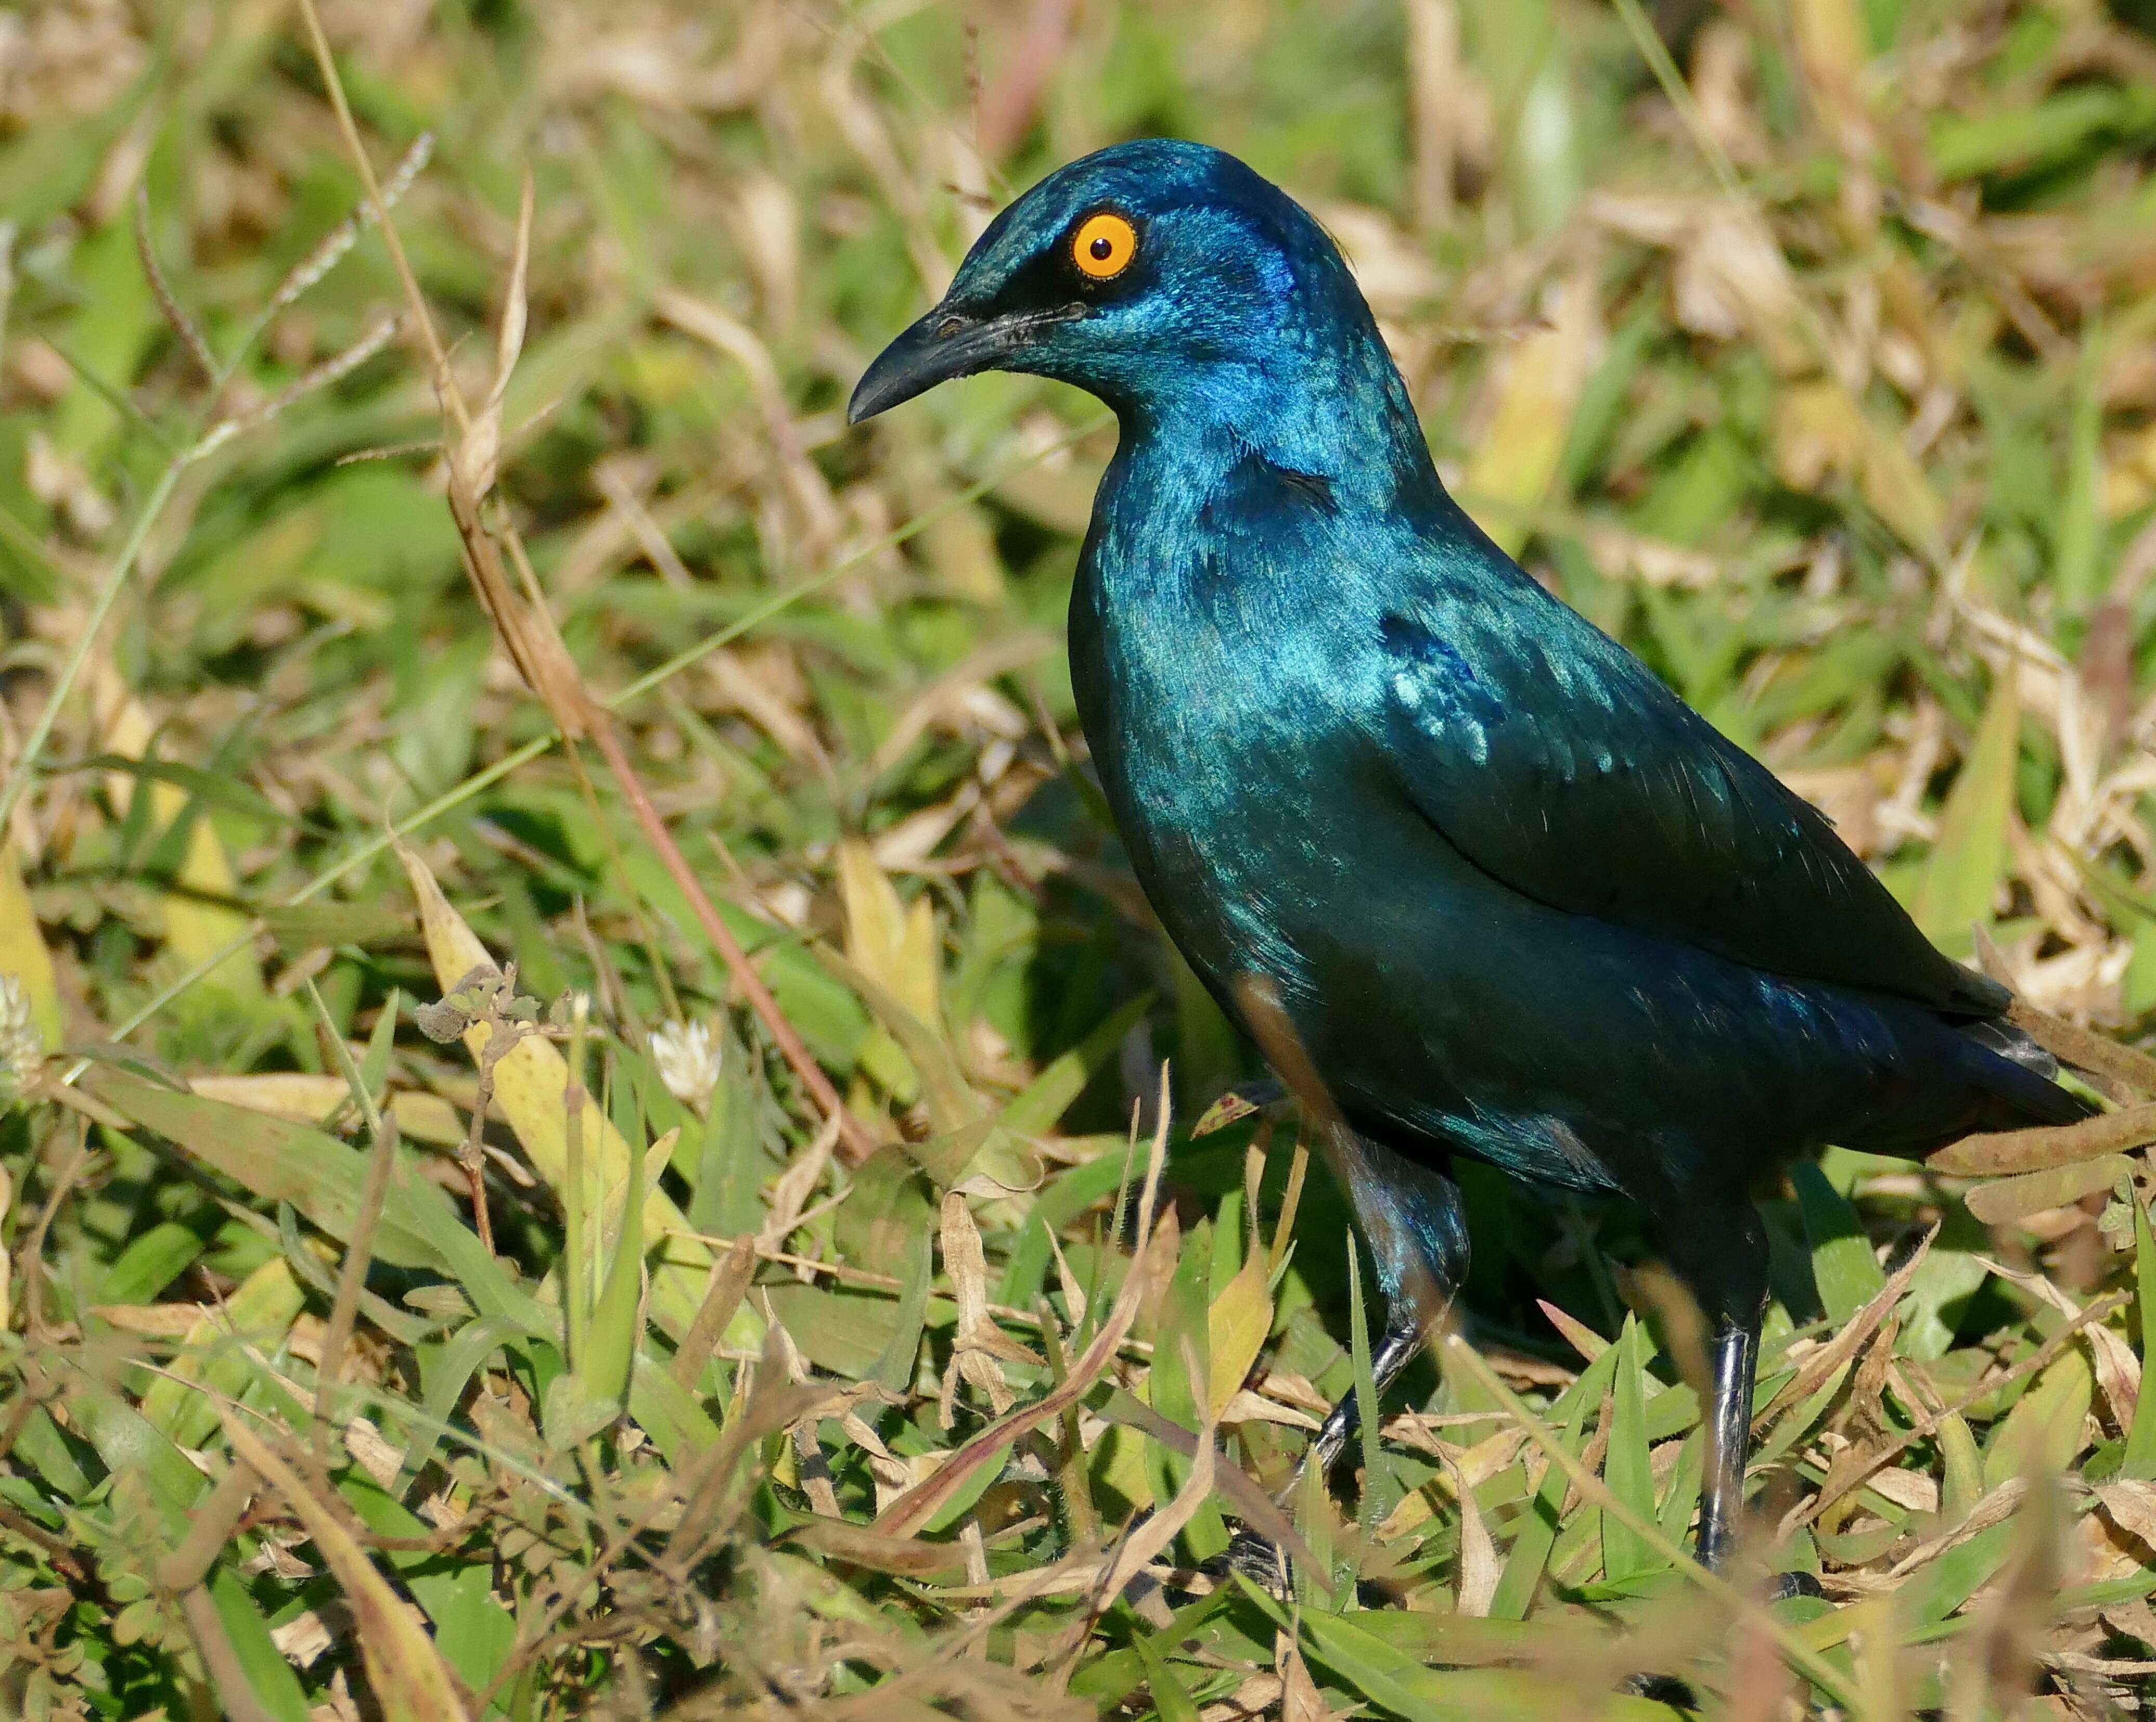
[{"left": 1071, "top": 211, "right": 1137, "bottom": 281}]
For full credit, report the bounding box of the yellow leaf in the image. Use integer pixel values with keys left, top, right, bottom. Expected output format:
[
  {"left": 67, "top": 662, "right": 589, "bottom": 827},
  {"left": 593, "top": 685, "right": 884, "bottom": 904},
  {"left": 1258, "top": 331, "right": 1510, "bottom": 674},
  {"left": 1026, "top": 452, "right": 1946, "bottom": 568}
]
[
  {"left": 387, "top": 1090, "right": 469, "bottom": 1148},
  {"left": 189, "top": 1071, "right": 348, "bottom": 1121},
  {"left": 900, "top": 893, "right": 940, "bottom": 1023},
  {"left": 396, "top": 841, "right": 716, "bottom": 1339},
  {"left": 1984, "top": 1344, "right": 2091, "bottom": 1490},
  {"left": 0, "top": 843, "right": 61, "bottom": 1049},
  {"left": 222, "top": 1411, "right": 473, "bottom": 1722},
  {"left": 1461, "top": 272, "right": 1597, "bottom": 557},
  {"left": 839, "top": 838, "right": 940, "bottom": 1025},
  {"left": 1205, "top": 1254, "right": 1273, "bottom": 1421},
  {"left": 1791, "top": 0, "right": 1872, "bottom": 151},
  {"left": 187, "top": 1072, "right": 467, "bottom": 1148},
  {"left": 89, "top": 665, "right": 261, "bottom": 994},
  {"left": 139, "top": 1258, "right": 304, "bottom": 1440},
  {"left": 1912, "top": 662, "right": 2020, "bottom": 950}
]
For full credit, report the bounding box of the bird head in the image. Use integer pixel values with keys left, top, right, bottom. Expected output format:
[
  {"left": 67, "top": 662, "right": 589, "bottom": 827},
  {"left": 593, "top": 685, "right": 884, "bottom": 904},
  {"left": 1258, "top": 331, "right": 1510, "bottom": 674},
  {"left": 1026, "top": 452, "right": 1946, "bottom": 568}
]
[{"left": 848, "top": 139, "right": 1403, "bottom": 439}]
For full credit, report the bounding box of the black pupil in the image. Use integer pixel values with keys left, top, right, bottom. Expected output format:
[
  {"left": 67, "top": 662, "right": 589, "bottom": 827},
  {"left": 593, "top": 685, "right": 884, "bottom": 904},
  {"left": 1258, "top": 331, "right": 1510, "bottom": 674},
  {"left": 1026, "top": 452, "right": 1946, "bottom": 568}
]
[{"left": 1090, "top": 235, "right": 1113, "bottom": 260}]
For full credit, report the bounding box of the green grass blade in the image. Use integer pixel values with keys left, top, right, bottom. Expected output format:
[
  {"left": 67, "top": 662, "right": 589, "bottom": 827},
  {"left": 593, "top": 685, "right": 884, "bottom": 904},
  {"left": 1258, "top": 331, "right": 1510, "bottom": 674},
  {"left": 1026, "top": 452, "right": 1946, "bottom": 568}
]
[
  {"left": 1487, "top": 1343, "right": 1617, "bottom": 1619},
  {"left": 1600, "top": 1315, "right": 1662, "bottom": 1585},
  {"left": 1347, "top": 1233, "right": 1391, "bottom": 1537}
]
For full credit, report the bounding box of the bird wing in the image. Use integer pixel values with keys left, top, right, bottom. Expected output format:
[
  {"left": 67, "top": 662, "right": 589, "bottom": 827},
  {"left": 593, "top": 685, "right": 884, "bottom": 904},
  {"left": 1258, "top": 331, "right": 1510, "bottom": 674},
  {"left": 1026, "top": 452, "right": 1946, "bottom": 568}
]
[{"left": 1375, "top": 549, "right": 2004, "bottom": 1017}]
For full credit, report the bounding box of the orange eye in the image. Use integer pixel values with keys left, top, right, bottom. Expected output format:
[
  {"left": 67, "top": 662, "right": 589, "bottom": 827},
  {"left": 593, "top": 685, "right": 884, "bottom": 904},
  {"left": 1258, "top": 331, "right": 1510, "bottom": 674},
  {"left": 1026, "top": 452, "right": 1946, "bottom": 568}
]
[{"left": 1072, "top": 211, "right": 1137, "bottom": 280}]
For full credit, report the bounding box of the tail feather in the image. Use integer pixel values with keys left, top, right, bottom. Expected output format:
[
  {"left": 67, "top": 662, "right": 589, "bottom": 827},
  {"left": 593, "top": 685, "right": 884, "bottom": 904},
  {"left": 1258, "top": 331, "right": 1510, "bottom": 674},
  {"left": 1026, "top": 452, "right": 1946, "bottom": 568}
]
[
  {"left": 1954, "top": 1017, "right": 2097, "bottom": 1132},
  {"left": 1958, "top": 1016, "right": 2060, "bottom": 1081}
]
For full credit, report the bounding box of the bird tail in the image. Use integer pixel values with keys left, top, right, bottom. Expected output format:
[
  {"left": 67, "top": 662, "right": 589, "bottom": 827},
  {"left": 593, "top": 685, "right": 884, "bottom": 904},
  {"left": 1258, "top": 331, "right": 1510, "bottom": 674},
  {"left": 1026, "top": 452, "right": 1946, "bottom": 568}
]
[
  {"left": 1846, "top": 1008, "right": 2096, "bottom": 1162},
  {"left": 1959, "top": 1015, "right": 2060, "bottom": 1080},
  {"left": 1952, "top": 1016, "right": 2098, "bottom": 1132}
]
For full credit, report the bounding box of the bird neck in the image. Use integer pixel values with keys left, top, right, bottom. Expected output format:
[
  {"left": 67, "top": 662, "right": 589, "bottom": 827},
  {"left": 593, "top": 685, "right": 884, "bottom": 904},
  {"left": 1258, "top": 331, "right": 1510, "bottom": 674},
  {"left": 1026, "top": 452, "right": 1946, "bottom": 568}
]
[{"left": 1107, "top": 316, "right": 1439, "bottom": 519}]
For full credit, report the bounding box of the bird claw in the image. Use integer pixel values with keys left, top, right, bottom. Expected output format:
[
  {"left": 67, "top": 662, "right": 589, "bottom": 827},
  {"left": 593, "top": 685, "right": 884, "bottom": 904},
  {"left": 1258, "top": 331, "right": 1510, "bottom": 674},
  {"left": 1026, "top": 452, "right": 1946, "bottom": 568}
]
[
  {"left": 1766, "top": 1569, "right": 1825, "bottom": 1603},
  {"left": 1612, "top": 1574, "right": 1823, "bottom": 1711},
  {"left": 1216, "top": 1526, "right": 1295, "bottom": 1599},
  {"left": 1619, "top": 1670, "right": 1697, "bottom": 1710}
]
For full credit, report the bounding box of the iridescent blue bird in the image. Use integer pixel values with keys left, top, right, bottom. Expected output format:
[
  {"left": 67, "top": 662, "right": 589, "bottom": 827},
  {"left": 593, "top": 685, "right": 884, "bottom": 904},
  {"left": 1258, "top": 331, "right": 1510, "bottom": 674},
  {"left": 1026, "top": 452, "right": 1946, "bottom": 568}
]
[{"left": 850, "top": 140, "right": 2089, "bottom": 1570}]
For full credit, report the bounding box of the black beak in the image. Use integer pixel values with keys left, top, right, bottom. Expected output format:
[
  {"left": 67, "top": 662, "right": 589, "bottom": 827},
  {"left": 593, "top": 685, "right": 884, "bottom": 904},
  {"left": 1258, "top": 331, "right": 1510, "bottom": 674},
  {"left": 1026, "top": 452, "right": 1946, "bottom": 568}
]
[{"left": 848, "top": 303, "right": 1081, "bottom": 424}]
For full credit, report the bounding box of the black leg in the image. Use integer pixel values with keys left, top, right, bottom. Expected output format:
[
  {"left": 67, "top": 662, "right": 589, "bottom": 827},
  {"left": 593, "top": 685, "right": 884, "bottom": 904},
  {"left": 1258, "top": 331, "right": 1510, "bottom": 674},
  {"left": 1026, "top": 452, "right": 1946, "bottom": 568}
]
[
  {"left": 1227, "top": 1296, "right": 1437, "bottom": 1595},
  {"left": 1696, "top": 1315, "right": 1760, "bottom": 1571},
  {"left": 1614, "top": 1204, "right": 1776, "bottom": 1708},
  {"left": 1311, "top": 1132, "right": 1469, "bottom": 1475},
  {"left": 1307, "top": 1305, "right": 1433, "bottom": 1477},
  {"left": 1227, "top": 1134, "right": 1467, "bottom": 1591},
  {"left": 1660, "top": 1201, "right": 1771, "bottom": 1572}
]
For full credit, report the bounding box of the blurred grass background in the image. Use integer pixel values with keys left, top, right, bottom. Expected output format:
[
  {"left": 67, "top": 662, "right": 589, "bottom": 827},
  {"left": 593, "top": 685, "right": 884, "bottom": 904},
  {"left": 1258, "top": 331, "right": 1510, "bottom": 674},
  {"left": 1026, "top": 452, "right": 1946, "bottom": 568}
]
[{"left": 2, "top": 0, "right": 2156, "bottom": 1716}]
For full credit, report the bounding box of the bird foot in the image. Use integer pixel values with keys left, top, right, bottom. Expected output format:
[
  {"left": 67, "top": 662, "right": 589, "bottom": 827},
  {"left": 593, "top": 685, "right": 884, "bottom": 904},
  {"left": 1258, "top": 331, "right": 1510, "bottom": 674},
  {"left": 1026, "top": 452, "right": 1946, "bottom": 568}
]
[
  {"left": 1612, "top": 1574, "right": 1823, "bottom": 1711},
  {"left": 1619, "top": 1671, "right": 1698, "bottom": 1710},
  {"left": 1216, "top": 1526, "right": 1295, "bottom": 1599}
]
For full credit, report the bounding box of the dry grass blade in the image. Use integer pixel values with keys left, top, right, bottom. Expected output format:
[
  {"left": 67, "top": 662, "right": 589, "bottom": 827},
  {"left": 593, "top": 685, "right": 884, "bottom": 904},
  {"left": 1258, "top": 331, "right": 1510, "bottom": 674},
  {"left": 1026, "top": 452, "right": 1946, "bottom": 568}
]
[
  {"left": 155, "top": 1460, "right": 260, "bottom": 1595},
  {"left": 176, "top": 1587, "right": 285, "bottom": 1722},
  {"left": 1442, "top": 1444, "right": 1498, "bottom": 1616},
  {"left": 265, "top": 131, "right": 435, "bottom": 318},
  {"left": 1943, "top": 1476, "right": 2059, "bottom": 1718},
  {"left": 291, "top": 0, "right": 875, "bottom": 1164},
  {"left": 1093, "top": 1388, "right": 1313, "bottom": 1564},
  {"left": 1789, "top": 1290, "right": 2131, "bottom": 1533},
  {"left": 1092, "top": 1340, "right": 1218, "bottom": 1602},
  {"left": 877, "top": 1091, "right": 1171, "bottom": 1539},
  {"left": 1963, "top": 1154, "right": 2132, "bottom": 1226},
  {"left": 1441, "top": 1333, "right": 1863, "bottom": 1712},
  {"left": 1890, "top": 1476, "right": 2033, "bottom": 1581},
  {"left": 312, "top": 1113, "right": 400, "bottom": 1440},
  {"left": 222, "top": 1411, "right": 474, "bottom": 1722},
  {"left": 1932, "top": 1101, "right": 2156, "bottom": 1175},
  {"left": 133, "top": 186, "right": 216, "bottom": 382},
  {"left": 2009, "top": 999, "right": 2156, "bottom": 1099},
  {"left": 938, "top": 1188, "right": 1042, "bottom": 1424},
  {"left": 672, "top": 1233, "right": 756, "bottom": 1392},
  {"left": 1753, "top": 1223, "right": 1935, "bottom": 1435}
]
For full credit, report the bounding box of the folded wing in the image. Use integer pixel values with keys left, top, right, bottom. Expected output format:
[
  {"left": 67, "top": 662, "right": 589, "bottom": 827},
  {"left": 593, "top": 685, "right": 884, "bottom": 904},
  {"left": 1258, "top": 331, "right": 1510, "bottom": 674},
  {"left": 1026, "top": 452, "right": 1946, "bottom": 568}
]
[{"left": 1374, "top": 548, "right": 2003, "bottom": 1019}]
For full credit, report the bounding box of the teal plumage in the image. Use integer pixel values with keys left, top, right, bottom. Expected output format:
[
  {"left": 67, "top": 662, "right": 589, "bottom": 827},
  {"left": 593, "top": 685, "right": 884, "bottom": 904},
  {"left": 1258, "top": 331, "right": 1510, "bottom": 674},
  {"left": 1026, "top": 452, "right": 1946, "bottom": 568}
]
[{"left": 852, "top": 138, "right": 2088, "bottom": 1567}]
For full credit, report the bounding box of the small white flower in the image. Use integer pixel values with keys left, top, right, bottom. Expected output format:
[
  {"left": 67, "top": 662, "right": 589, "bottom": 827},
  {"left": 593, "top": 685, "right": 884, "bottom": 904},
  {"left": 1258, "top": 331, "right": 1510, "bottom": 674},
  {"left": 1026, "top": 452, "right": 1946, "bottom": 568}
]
[
  {"left": 0, "top": 974, "right": 44, "bottom": 1109},
  {"left": 649, "top": 1018, "right": 723, "bottom": 1111}
]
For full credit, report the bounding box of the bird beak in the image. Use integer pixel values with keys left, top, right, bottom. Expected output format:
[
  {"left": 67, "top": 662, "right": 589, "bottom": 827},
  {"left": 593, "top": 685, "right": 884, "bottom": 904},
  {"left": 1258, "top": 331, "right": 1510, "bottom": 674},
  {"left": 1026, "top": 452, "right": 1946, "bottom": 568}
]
[{"left": 848, "top": 303, "right": 1081, "bottom": 423}]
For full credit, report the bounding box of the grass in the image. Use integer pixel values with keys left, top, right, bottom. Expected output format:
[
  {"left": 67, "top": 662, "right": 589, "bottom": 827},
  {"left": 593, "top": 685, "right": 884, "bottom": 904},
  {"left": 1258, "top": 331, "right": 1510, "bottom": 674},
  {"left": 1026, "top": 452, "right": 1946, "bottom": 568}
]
[{"left": 0, "top": 0, "right": 2154, "bottom": 1716}]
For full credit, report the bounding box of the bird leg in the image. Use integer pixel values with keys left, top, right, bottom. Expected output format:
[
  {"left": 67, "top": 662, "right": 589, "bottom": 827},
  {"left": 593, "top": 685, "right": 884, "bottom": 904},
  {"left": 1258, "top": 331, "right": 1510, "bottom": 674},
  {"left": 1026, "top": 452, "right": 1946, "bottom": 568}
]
[
  {"left": 1619, "top": 1209, "right": 1811, "bottom": 1706},
  {"left": 1305, "top": 1308, "right": 1433, "bottom": 1479},
  {"left": 1657, "top": 1200, "right": 1825, "bottom": 1594},
  {"left": 1696, "top": 1313, "right": 1760, "bottom": 1571},
  {"left": 1227, "top": 1294, "right": 1439, "bottom": 1596},
  {"left": 1310, "top": 1134, "right": 1469, "bottom": 1483},
  {"left": 1227, "top": 1136, "right": 1467, "bottom": 1592},
  {"left": 1696, "top": 1305, "right": 1821, "bottom": 1598}
]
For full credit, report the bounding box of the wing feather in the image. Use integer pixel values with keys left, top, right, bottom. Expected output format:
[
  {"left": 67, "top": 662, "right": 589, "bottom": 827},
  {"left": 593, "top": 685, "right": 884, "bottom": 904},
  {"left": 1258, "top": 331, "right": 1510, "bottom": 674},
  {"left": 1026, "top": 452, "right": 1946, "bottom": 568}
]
[{"left": 1375, "top": 567, "right": 2003, "bottom": 1018}]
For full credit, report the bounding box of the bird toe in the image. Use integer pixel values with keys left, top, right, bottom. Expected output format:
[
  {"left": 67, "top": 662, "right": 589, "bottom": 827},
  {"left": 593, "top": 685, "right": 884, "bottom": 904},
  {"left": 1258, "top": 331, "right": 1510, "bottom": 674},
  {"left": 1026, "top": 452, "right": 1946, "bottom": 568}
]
[
  {"left": 1214, "top": 1526, "right": 1295, "bottom": 1600},
  {"left": 1767, "top": 1569, "right": 1826, "bottom": 1603},
  {"left": 1619, "top": 1670, "right": 1698, "bottom": 1710}
]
